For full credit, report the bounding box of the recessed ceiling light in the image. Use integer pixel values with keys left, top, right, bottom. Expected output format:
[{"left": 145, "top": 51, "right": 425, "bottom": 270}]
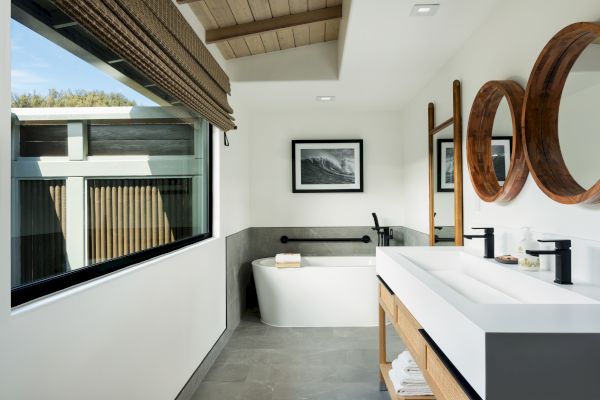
[
  {"left": 316, "top": 96, "right": 335, "bottom": 102},
  {"left": 410, "top": 4, "right": 440, "bottom": 16}
]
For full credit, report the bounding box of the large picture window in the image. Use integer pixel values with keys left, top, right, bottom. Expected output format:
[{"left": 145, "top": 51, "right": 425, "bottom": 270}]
[{"left": 10, "top": 17, "right": 212, "bottom": 306}]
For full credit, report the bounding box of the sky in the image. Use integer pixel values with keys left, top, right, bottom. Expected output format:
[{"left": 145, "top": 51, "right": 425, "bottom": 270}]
[{"left": 11, "top": 20, "right": 155, "bottom": 105}]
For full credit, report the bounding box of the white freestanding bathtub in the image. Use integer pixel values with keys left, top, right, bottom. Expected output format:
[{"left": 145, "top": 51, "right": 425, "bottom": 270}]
[{"left": 252, "top": 256, "right": 378, "bottom": 327}]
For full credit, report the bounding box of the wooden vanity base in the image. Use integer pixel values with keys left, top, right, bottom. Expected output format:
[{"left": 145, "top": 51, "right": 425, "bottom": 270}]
[{"left": 379, "top": 282, "right": 473, "bottom": 400}]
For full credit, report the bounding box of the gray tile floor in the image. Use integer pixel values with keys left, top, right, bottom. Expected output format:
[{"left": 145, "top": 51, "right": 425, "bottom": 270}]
[{"left": 191, "top": 312, "right": 405, "bottom": 400}]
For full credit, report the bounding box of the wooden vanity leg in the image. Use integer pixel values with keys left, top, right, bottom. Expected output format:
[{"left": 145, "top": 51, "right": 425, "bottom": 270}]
[{"left": 378, "top": 303, "right": 387, "bottom": 391}]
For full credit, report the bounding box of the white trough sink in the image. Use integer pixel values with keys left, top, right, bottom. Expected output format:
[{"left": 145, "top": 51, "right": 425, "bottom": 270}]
[{"left": 398, "top": 247, "right": 599, "bottom": 305}]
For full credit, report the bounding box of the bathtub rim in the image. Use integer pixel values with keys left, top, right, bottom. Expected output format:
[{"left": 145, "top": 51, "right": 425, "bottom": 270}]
[{"left": 252, "top": 256, "right": 376, "bottom": 269}]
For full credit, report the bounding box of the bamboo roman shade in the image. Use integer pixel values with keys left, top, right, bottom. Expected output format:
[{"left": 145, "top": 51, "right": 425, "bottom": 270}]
[{"left": 53, "top": 0, "right": 235, "bottom": 131}]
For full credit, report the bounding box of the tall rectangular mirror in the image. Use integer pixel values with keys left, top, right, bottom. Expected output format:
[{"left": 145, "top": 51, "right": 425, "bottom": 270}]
[{"left": 428, "top": 80, "right": 464, "bottom": 246}]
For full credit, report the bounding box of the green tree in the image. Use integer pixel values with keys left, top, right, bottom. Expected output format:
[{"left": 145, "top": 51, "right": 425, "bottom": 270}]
[{"left": 11, "top": 89, "right": 137, "bottom": 107}]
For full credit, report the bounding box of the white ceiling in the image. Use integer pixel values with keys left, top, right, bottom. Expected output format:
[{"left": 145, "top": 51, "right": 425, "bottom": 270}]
[{"left": 200, "top": 0, "right": 501, "bottom": 112}]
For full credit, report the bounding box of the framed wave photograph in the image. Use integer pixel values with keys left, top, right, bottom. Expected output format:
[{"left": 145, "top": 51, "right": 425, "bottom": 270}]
[{"left": 292, "top": 140, "right": 363, "bottom": 193}]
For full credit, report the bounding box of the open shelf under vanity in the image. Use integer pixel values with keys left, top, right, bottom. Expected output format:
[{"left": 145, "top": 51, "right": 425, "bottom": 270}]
[
  {"left": 380, "top": 362, "right": 436, "bottom": 400},
  {"left": 378, "top": 279, "right": 480, "bottom": 400}
]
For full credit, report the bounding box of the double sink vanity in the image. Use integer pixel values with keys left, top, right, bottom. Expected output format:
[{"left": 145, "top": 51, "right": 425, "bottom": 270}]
[{"left": 377, "top": 246, "right": 600, "bottom": 400}]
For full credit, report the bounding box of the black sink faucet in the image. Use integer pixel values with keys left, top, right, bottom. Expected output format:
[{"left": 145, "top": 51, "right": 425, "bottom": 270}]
[
  {"left": 526, "top": 240, "right": 572, "bottom": 285},
  {"left": 464, "top": 227, "right": 494, "bottom": 259}
]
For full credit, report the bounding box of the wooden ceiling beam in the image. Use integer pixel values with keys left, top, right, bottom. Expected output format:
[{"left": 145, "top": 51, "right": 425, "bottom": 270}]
[{"left": 204, "top": 6, "right": 342, "bottom": 44}]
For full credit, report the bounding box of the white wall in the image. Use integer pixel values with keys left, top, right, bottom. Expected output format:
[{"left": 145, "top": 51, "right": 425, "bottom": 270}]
[
  {"left": 227, "top": 41, "right": 339, "bottom": 82},
  {"left": 0, "top": 2, "right": 252, "bottom": 399},
  {"left": 248, "top": 110, "right": 404, "bottom": 228},
  {"left": 221, "top": 96, "right": 252, "bottom": 235},
  {"left": 399, "top": 0, "right": 600, "bottom": 282}
]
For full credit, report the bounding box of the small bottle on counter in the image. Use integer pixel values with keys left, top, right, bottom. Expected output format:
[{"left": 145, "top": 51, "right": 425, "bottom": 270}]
[{"left": 516, "top": 227, "right": 540, "bottom": 271}]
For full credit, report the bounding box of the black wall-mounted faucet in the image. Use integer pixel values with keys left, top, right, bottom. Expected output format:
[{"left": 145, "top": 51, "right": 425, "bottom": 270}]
[
  {"left": 464, "top": 227, "right": 494, "bottom": 259},
  {"left": 372, "top": 213, "right": 392, "bottom": 246},
  {"left": 526, "top": 240, "right": 572, "bottom": 285}
]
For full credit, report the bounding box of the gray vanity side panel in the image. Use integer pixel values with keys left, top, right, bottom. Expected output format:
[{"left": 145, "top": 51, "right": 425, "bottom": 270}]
[{"left": 485, "top": 333, "right": 600, "bottom": 400}]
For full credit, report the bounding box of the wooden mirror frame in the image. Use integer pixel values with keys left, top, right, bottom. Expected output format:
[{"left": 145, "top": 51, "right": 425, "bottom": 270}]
[
  {"left": 522, "top": 22, "right": 600, "bottom": 204},
  {"left": 428, "top": 80, "right": 464, "bottom": 246},
  {"left": 467, "top": 80, "right": 528, "bottom": 203}
]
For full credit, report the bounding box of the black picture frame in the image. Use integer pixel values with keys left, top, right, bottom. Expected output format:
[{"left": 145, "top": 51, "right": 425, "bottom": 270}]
[
  {"left": 292, "top": 139, "right": 364, "bottom": 193},
  {"left": 491, "top": 136, "right": 513, "bottom": 185},
  {"left": 437, "top": 138, "right": 454, "bottom": 193}
]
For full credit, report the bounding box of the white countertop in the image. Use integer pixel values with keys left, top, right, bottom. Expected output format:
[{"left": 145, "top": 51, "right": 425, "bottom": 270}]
[{"left": 377, "top": 246, "right": 600, "bottom": 334}]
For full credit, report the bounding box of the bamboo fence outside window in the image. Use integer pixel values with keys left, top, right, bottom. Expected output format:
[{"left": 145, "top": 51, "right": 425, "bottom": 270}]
[
  {"left": 87, "top": 178, "right": 193, "bottom": 264},
  {"left": 19, "top": 180, "right": 67, "bottom": 285}
]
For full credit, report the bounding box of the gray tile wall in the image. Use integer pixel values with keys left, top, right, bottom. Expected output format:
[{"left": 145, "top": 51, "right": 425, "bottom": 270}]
[
  {"left": 226, "top": 229, "right": 253, "bottom": 329},
  {"left": 176, "top": 226, "right": 429, "bottom": 400},
  {"left": 250, "top": 226, "right": 403, "bottom": 259},
  {"left": 398, "top": 226, "right": 430, "bottom": 246}
]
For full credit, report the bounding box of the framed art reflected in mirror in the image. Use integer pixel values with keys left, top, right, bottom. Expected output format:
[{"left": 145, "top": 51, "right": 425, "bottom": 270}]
[
  {"left": 438, "top": 134, "right": 498, "bottom": 192},
  {"left": 437, "top": 138, "right": 455, "bottom": 192}
]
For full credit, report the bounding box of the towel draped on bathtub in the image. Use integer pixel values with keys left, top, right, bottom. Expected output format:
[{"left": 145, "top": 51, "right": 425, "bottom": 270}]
[{"left": 275, "top": 253, "right": 301, "bottom": 268}]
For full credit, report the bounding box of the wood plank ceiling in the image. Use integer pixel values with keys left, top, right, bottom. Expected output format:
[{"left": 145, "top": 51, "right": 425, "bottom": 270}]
[{"left": 179, "top": 0, "right": 343, "bottom": 59}]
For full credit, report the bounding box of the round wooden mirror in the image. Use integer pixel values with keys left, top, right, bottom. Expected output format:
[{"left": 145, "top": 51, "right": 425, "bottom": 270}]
[
  {"left": 522, "top": 22, "right": 600, "bottom": 204},
  {"left": 467, "top": 80, "right": 528, "bottom": 202}
]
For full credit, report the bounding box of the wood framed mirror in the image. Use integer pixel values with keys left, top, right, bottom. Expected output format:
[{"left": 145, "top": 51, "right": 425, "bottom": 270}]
[
  {"left": 428, "top": 80, "right": 464, "bottom": 246},
  {"left": 467, "top": 80, "right": 529, "bottom": 203},
  {"left": 523, "top": 22, "right": 600, "bottom": 204}
]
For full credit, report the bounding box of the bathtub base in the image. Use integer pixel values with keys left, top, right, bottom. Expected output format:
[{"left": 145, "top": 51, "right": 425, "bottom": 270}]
[{"left": 252, "top": 256, "right": 378, "bottom": 328}]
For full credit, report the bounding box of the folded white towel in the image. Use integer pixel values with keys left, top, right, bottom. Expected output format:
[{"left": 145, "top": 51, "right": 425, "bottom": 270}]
[
  {"left": 394, "top": 351, "right": 422, "bottom": 375},
  {"left": 392, "top": 359, "right": 425, "bottom": 383},
  {"left": 275, "top": 253, "right": 301, "bottom": 268},
  {"left": 275, "top": 253, "right": 301, "bottom": 264},
  {"left": 402, "top": 365, "right": 422, "bottom": 375},
  {"left": 388, "top": 368, "right": 402, "bottom": 393},
  {"left": 397, "top": 350, "right": 417, "bottom": 367},
  {"left": 399, "top": 386, "right": 434, "bottom": 397},
  {"left": 388, "top": 368, "right": 433, "bottom": 396}
]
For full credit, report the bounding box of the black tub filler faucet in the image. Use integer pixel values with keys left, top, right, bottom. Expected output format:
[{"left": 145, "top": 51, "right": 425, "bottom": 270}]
[{"left": 371, "top": 213, "right": 392, "bottom": 247}]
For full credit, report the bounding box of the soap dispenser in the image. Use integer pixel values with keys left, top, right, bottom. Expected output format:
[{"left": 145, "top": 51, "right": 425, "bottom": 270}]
[{"left": 517, "top": 227, "right": 540, "bottom": 271}]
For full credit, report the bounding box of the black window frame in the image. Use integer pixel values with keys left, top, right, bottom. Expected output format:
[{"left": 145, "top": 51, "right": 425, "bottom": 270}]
[{"left": 11, "top": 125, "right": 214, "bottom": 307}]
